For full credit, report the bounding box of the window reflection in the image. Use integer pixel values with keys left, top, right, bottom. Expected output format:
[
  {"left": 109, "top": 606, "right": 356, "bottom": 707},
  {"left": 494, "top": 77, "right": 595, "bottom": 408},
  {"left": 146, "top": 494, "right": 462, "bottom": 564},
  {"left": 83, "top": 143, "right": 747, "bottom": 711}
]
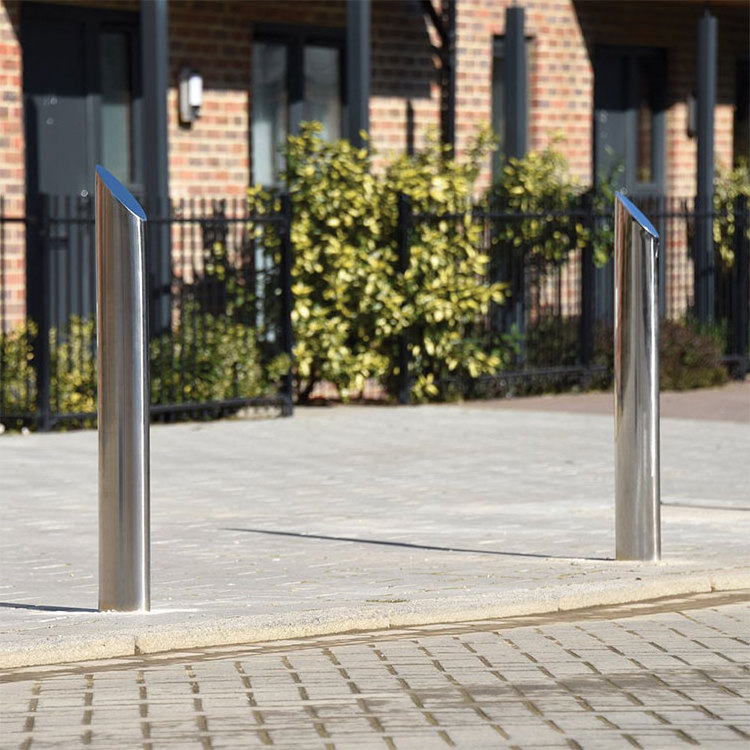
[
  {"left": 99, "top": 31, "right": 132, "bottom": 183},
  {"left": 303, "top": 46, "right": 341, "bottom": 142},
  {"left": 636, "top": 57, "right": 654, "bottom": 185},
  {"left": 252, "top": 42, "right": 288, "bottom": 187},
  {"left": 252, "top": 37, "right": 342, "bottom": 186}
]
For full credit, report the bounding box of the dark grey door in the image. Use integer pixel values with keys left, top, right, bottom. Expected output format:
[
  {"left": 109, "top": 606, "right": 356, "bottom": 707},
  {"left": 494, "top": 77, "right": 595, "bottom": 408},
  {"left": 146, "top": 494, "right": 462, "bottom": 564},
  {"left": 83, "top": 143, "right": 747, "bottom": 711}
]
[
  {"left": 22, "top": 3, "right": 142, "bottom": 199},
  {"left": 593, "top": 47, "right": 667, "bottom": 321},
  {"left": 22, "top": 3, "right": 142, "bottom": 330},
  {"left": 594, "top": 47, "right": 666, "bottom": 198},
  {"left": 22, "top": 13, "right": 91, "bottom": 200}
]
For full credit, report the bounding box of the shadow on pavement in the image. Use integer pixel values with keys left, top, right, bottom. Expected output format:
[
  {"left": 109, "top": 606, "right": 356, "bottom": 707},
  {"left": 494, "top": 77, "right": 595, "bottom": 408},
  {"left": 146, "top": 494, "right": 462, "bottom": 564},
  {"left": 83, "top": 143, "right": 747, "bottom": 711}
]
[
  {"left": 0, "top": 602, "right": 98, "bottom": 613},
  {"left": 225, "top": 527, "right": 611, "bottom": 562}
]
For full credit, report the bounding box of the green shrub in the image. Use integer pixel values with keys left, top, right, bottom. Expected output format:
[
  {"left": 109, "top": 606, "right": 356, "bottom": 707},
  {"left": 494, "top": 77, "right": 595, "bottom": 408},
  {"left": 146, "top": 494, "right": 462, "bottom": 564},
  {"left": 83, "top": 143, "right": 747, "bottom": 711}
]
[
  {"left": 586, "top": 319, "right": 728, "bottom": 391},
  {"left": 248, "top": 123, "right": 506, "bottom": 403},
  {"left": 150, "top": 305, "right": 285, "bottom": 405},
  {"left": 1, "top": 310, "right": 285, "bottom": 429},
  {"left": 660, "top": 319, "right": 729, "bottom": 390},
  {"left": 249, "top": 124, "right": 392, "bottom": 402},
  {"left": 490, "top": 139, "right": 626, "bottom": 270},
  {"left": 382, "top": 129, "right": 507, "bottom": 401},
  {"left": 0, "top": 321, "right": 36, "bottom": 420},
  {"left": 49, "top": 317, "right": 97, "bottom": 420},
  {"left": 490, "top": 140, "right": 587, "bottom": 270},
  {"left": 714, "top": 161, "right": 750, "bottom": 271}
]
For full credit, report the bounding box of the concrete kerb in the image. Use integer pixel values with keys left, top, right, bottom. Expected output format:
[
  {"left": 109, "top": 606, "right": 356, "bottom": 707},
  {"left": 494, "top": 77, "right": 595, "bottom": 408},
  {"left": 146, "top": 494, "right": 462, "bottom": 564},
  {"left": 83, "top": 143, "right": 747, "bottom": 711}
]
[{"left": 2, "top": 569, "right": 748, "bottom": 671}]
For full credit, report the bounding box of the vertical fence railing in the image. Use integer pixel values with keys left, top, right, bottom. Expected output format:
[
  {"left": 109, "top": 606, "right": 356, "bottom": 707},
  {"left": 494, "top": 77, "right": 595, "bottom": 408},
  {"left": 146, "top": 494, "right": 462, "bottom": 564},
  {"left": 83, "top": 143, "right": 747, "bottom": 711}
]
[
  {"left": 0, "top": 196, "right": 6, "bottom": 421},
  {"left": 279, "top": 194, "right": 295, "bottom": 414},
  {"left": 731, "top": 194, "right": 749, "bottom": 378},
  {"left": 30, "top": 194, "right": 51, "bottom": 430},
  {"left": 2, "top": 192, "right": 748, "bottom": 426},
  {"left": 396, "top": 193, "right": 412, "bottom": 405},
  {"left": 579, "top": 194, "right": 595, "bottom": 374},
  {"left": 0, "top": 194, "right": 294, "bottom": 430}
]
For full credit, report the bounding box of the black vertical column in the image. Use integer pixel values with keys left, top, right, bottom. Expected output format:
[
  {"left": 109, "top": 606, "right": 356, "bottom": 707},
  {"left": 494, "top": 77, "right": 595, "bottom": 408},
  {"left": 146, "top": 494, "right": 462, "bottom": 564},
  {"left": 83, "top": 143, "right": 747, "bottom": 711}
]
[
  {"left": 31, "top": 195, "right": 51, "bottom": 430},
  {"left": 397, "top": 194, "right": 411, "bottom": 405},
  {"left": 441, "top": 0, "right": 456, "bottom": 152},
  {"left": 346, "top": 0, "right": 370, "bottom": 148},
  {"left": 504, "top": 5, "right": 528, "bottom": 160},
  {"left": 695, "top": 10, "right": 717, "bottom": 323},
  {"left": 141, "top": 0, "right": 171, "bottom": 335},
  {"left": 279, "top": 194, "right": 295, "bottom": 414},
  {"left": 579, "top": 194, "right": 594, "bottom": 371},
  {"left": 732, "top": 195, "right": 749, "bottom": 378}
]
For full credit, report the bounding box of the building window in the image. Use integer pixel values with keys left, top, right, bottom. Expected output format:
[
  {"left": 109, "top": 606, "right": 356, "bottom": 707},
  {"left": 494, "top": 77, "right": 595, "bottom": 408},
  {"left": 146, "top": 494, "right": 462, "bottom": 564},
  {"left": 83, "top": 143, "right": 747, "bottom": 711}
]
[
  {"left": 252, "top": 42, "right": 288, "bottom": 188},
  {"left": 99, "top": 29, "right": 137, "bottom": 185},
  {"left": 594, "top": 47, "right": 666, "bottom": 196},
  {"left": 252, "top": 28, "right": 344, "bottom": 186},
  {"left": 635, "top": 56, "right": 655, "bottom": 184}
]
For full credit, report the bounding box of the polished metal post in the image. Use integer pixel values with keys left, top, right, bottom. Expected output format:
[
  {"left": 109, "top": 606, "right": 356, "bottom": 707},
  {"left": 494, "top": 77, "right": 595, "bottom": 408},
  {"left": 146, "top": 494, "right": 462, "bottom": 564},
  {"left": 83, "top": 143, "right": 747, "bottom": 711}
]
[
  {"left": 614, "top": 193, "right": 660, "bottom": 562},
  {"left": 95, "top": 165, "right": 150, "bottom": 611}
]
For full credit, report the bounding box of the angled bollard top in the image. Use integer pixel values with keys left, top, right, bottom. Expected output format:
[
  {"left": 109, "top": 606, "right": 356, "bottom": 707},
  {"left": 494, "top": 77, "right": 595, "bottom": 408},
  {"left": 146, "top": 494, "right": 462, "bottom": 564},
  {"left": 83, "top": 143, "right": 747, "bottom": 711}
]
[
  {"left": 95, "top": 165, "right": 150, "bottom": 612},
  {"left": 95, "top": 165, "right": 147, "bottom": 223},
  {"left": 613, "top": 192, "right": 661, "bottom": 563},
  {"left": 614, "top": 192, "right": 659, "bottom": 243}
]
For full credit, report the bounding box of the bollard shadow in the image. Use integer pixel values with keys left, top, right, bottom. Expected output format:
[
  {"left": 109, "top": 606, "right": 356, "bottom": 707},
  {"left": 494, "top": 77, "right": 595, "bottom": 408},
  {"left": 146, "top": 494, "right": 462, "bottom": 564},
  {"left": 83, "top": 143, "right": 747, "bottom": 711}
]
[
  {"left": 0, "top": 602, "right": 97, "bottom": 613},
  {"left": 224, "top": 528, "right": 611, "bottom": 562}
]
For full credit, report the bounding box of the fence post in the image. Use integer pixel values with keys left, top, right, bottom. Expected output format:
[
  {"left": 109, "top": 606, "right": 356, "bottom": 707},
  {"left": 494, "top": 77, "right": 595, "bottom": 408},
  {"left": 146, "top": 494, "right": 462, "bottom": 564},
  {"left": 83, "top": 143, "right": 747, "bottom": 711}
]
[
  {"left": 579, "top": 193, "right": 594, "bottom": 372},
  {"left": 96, "top": 166, "right": 150, "bottom": 612},
  {"left": 279, "top": 194, "right": 295, "bottom": 415},
  {"left": 614, "top": 193, "right": 661, "bottom": 562},
  {"left": 28, "top": 194, "right": 51, "bottom": 431},
  {"left": 732, "top": 194, "right": 749, "bottom": 379},
  {"left": 397, "top": 193, "right": 411, "bottom": 405}
]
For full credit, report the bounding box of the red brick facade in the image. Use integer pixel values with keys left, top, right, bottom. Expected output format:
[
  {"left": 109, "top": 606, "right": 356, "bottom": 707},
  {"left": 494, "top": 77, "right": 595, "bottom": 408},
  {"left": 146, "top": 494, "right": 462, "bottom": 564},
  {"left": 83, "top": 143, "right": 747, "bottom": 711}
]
[
  {"left": 0, "top": 0, "right": 23, "bottom": 324},
  {"left": 1, "top": 0, "right": 748, "bottom": 327}
]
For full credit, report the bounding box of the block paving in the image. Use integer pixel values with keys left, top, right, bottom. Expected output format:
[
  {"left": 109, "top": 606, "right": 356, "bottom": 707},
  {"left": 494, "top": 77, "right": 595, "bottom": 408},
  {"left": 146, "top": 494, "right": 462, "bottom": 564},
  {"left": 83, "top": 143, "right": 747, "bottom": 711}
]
[{"left": 1, "top": 594, "right": 748, "bottom": 749}]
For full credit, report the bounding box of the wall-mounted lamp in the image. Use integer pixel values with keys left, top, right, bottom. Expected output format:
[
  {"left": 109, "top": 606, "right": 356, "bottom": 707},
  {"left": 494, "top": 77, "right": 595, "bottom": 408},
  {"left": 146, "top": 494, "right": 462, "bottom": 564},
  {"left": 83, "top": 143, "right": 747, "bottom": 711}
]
[
  {"left": 179, "top": 68, "right": 202, "bottom": 125},
  {"left": 687, "top": 93, "right": 697, "bottom": 138}
]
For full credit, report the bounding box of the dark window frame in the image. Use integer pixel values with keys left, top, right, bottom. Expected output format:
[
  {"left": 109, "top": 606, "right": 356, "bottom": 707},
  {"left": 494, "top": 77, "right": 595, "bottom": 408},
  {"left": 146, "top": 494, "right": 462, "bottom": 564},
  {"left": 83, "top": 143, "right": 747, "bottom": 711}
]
[
  {"left": 593, "top": 45, "right": 667, "bottom": 196},
  {"left": 253, "top": 23, "right": 346, "bottom": 139},
  {"left": 21, "top": 2, "right": 143, "bottom": 196}
]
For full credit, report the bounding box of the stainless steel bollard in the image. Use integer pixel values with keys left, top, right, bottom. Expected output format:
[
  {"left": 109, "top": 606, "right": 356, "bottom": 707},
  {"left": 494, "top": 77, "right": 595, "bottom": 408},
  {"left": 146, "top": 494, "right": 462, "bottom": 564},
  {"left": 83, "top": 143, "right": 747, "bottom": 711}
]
[
  {"left": 614, "top": 193, "right": 661, "bottom": 562},
  {"left": 95, "top": 166, "right": 150, "bottom": 611}
]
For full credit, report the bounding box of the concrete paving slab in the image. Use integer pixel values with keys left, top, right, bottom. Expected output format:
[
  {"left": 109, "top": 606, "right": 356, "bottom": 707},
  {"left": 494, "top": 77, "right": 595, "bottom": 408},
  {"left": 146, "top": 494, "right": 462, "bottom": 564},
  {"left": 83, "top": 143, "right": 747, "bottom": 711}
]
[{"left": 1, "top": 386, "right": 748, "bottom": 668}]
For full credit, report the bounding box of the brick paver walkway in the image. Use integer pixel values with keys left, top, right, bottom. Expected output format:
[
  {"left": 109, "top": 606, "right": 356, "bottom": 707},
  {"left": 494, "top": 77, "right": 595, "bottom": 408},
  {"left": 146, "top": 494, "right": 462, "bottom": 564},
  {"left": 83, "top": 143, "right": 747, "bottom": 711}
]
[{"left": 2, "top": 593, "right": 748, "bottom": 749}]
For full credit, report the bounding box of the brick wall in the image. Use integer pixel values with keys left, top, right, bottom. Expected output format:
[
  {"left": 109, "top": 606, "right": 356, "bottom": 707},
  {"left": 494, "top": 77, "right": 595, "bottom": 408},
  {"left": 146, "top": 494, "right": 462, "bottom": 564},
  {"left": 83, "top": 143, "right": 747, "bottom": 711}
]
[
  {"left": 1, "top": 0, "right": 747, "bottom": 325},
  {"left": 574, "top": 0, "right": 749, "bottom": 197},
  {"left": 369, "top": 0, "right": 440, "bottom": 165},
  {"left": 453, "top": 0, "right": 594, "bottom": 188},
  {"left": 0, "top": 0, "right": 24, "bottom": 328},
  {"left": 168, "top": 1, "right": 346, "bottom": 199}
]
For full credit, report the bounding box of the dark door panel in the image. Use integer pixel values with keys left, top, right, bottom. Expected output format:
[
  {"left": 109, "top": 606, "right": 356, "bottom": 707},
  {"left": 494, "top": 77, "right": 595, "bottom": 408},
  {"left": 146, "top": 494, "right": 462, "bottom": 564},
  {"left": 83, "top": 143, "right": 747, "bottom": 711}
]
[
  {"left": 22, "top": 15, "right": 91, "bottom": 199},
  {"left": 594, "top": 46, "right": 666, "bottom": 198},
  {"left": 22, "top": 4, "right": 141, "bottom": 332}
]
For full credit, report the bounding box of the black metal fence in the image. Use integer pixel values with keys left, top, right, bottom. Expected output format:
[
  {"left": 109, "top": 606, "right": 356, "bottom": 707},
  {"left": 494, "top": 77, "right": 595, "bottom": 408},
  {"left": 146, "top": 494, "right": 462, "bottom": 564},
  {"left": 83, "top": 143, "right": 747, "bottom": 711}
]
[
  {"left": 0, "top": 195, "right": 293, "bottom": 430},
  {"left": 2, "top": 192, "right": 748, "bottom": 426},
  {"left": 395, "top": 193, "right": 749, "bottom": 401}
]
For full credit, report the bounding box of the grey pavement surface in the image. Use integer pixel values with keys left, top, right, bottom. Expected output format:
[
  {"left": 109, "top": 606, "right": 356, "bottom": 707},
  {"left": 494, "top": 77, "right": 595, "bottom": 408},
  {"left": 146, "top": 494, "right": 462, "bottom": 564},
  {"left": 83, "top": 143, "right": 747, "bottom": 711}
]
[
  {"left": 0, "top": 385, "right": 749, "bottom": 669},
  {"left": 1, "top": 593, "right": 748, "bottom": 748}
]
